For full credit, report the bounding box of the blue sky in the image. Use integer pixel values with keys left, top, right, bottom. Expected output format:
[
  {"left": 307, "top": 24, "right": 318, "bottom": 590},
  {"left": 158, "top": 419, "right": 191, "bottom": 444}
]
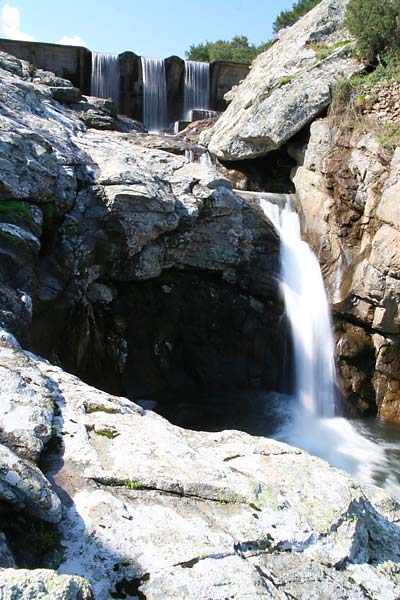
[{"left": 0, "top": 1, "right": 296, "bottom": 57}]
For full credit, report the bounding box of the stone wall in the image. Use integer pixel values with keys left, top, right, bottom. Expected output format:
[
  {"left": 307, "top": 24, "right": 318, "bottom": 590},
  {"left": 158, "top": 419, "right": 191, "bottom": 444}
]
[
  {"left": 210, "top": 60, "right": 250, "bottom": 111},
  {"left": 0, "top": 38, "right": 249, "bottom": 122},
  {"left": 0, "top": 38, "right": 91, "bottom": 93}
]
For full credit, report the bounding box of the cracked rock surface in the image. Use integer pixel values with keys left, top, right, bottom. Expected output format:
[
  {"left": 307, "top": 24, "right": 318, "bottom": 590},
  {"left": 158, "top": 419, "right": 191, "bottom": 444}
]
[{"left": 0, "top": 333, "right": 399, "bottom": 599}]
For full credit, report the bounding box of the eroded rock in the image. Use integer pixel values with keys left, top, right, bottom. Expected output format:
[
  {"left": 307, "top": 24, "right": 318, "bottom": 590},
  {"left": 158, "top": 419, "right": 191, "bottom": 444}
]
[{"left": 294, "top": 116, "right": 400, "bottom": 421}]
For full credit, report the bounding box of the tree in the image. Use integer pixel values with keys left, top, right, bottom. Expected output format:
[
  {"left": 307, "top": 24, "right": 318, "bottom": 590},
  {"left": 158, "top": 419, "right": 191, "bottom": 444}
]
[
  {"left": 186, "top": 43, "right": 210, "bottom": 62},
  {"left": 185, "top": 35, "right": 271, "bottom": 64},
  {"left": 345, "top": 0, "right": 400, "bottom": 63},
  {"left": 273, "top": 0, "right": 321, "bottom": 33}
]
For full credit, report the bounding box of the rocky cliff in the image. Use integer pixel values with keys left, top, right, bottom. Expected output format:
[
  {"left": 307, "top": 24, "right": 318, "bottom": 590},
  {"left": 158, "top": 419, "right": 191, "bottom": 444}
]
[
  {"left": 294, "top": 94, "right": 400, "bottom": 422},
  {"left": 0, "top": 51, "right": 286, "bottom": 414}
]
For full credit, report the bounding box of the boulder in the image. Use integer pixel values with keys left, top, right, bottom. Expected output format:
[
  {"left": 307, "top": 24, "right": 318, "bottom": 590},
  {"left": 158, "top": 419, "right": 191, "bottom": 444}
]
[
  {"left": 201, "top": 0, "right": 362, "bottom": 160},
  {"left": 0, "top": 330, "right": 55, "bottom": 462},
  {"left": 0, "top": 569, "right": 93, "bottom": 599},
  {"left": 0, "top": 442, "right": 61, "bottom": 523},
  {"left": 49, "top": 86, "right": 83, "bottom": 104}
]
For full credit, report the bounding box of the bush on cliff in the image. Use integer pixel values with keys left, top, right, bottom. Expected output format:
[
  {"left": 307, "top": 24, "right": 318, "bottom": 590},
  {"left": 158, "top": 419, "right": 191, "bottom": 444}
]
[{"left": 345, "top": 0, "right": 400, "bottom": 63}]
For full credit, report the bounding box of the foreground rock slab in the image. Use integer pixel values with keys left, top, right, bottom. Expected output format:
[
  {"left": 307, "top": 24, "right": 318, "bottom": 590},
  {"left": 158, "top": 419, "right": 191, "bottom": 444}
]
[{"left": 0, "top": 333, "right": 397, "bottom": 599}]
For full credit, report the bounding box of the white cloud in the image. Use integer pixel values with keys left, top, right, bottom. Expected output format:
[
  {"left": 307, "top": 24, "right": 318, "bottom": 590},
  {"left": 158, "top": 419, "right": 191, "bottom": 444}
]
[
  {"left": 1, "top": 3, "right": 34, "bottom": 41},
  {"left": 58, "top": 35, "right": 86, "bottom": 47}
]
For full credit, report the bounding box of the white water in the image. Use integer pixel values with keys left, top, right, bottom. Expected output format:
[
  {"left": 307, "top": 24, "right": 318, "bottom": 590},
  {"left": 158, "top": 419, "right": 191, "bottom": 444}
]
[
  {"left": 259, "top": 195, "right": 400, "bottom": 502},
  {"left": 141, "top": 57, "right": 167, "bottom": 132},
  {"left": 184, "top": 148, "right": 214, "bottom": 168},
  {"left": 260, "top": 195, "right": 336, "bottom": 418},
  {"left": 183, "top": 61, "right": 210, "bottom": 121},
  {"left": 91, "top": 52, "right": 120, "bottom": 111}
]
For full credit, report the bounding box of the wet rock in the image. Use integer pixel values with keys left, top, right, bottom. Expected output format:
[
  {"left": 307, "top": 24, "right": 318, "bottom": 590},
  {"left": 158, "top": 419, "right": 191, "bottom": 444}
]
[{"left": 0, "top": 532, "right": 16, "bottom": 568}]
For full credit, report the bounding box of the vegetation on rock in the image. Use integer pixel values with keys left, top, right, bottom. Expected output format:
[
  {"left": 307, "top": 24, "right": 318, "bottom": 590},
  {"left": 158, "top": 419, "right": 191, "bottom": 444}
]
[
  {"left": 185, "top": 35, "right": 273, "bottom": 64},
  {"left": 345, "top": 0, "right": 400, "bottom": 63},
  {"left": 326, "top": 0, "right": 400, "bottom": 148}
]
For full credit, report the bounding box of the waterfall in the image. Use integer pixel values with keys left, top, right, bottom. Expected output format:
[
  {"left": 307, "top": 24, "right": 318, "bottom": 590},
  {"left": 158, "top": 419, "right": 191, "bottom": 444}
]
[
  {"left": 183, "top": 61, "right": 210, "bottom": 121},
  {"left": 141, "top": 57, "right": 167, "bottom": 133},
  {"left": 91, "top": 52, "right": 120, "bottom": 111},
  {"left": 239, "top": 193, "right": 400, "bottom": 502},
  {"left": 260, "top": 195, "right": 336, "bottom": 418}
]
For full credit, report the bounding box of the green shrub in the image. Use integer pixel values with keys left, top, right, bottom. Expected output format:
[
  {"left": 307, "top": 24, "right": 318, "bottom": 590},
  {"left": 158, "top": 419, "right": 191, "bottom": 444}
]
[{"left": 345, "top": 0, "right": 400, "bottom": 63}]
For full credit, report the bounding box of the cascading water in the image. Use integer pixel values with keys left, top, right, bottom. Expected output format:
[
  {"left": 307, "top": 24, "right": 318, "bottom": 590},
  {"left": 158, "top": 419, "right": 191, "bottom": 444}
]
[
  {"left": 141, "top": 57, "right": 167, "bottom": 133},
  {"left": 183, "top": 61, "right": 210, "bottom": 121},
  {"left": 260, "top": 196, "right": 336, "bottom": 418},
  {"left": 257, "top": 193, "right": 400, "bottom": 501},
  {"left": 91, "top": 52, "right": 120, "bottom": 111}
]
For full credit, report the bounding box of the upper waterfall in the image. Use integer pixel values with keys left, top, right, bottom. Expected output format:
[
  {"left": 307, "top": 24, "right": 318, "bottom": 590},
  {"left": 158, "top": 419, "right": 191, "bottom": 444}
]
[
  {"left": 183, "top": 60, "right": 210, "bottom": 121},
  {"left": 141, "top": 56, "right": 167, "bottom": 132},
  {"left": 91, "top": 52, "right": 120, "bottom": 111},
  {"left": 260, "top": 194, "right": 337, "bottom": 418}
]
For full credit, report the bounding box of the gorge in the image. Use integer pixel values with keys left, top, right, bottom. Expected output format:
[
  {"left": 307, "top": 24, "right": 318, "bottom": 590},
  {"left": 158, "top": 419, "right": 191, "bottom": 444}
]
[{"left": 0, "top": 0, "right": 400, "bottom": 598}]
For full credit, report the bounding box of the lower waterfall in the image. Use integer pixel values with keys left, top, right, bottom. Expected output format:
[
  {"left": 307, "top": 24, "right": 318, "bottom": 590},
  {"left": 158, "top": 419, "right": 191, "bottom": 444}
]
[
  {"left": 257, "top": 193, "right": 400, "bottom": 501},
  {"left": 260, "top": 195, "right": 336, "bottom": 418},
  {"left": 141, "top": 56, "right": 167, "bottom": 132},
  {"left": 183, "top": 60, "right": 210, "bottom": 121},
  {"left": 91, "top": 52, "right": 120, "bottom": 111}
]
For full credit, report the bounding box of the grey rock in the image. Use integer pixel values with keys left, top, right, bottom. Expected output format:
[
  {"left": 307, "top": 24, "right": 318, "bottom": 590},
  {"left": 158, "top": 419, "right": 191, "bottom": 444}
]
[
  {"left": 0, "top": 331, "right": 55, "bottom": 462},
  {"left": 0, "top": 442, "right": 61, "bottom": 522},
  {"left": 49, "top": 86, "right": 82, "bottom": 104},
  {"left": 0, "top": 533, "right": 16, "bottom": 568},
  {"left": 0, "top": 51, "right": 23, "bottom": 76},
  {"left": 1, "top": 347, "right": 390, "bottom": 600},
  {"left": 202, "top": 0, "right": 362, "bottom": 160},
  {"left": 0, "top": 569, "right": 94, "bottom": 599},
  {"left": 33, "top": 70, "right": 73, "bottom": 88},
  {"left": 70, "top": 96, "right": 117, "bottom": 130}
]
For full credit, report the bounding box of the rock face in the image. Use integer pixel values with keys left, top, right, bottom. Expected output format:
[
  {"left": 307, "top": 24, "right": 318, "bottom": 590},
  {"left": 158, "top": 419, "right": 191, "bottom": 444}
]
[
  {"left": 0, "top": 49, "right": 286, "bottom": 412},
  {"left": 202, "top": 0, "right": 361, "bottom": 160},
  {"left": 0, "top": 332, "right": 399, "bottom": 600},
  {"left": 294, "top": 115, "right": 400, "bottom": 421}
]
